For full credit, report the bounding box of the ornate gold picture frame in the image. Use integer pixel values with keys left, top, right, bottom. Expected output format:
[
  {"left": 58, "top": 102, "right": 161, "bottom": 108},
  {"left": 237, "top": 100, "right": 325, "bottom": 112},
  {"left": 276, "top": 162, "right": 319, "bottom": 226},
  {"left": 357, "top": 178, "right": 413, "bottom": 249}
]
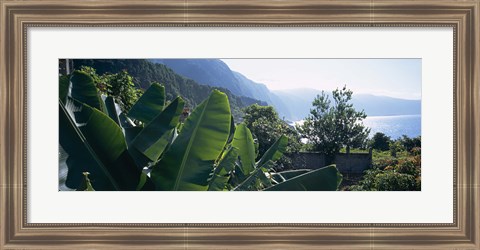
[{"left": 1, "top": 0, "right": 478, "bottom": 248}]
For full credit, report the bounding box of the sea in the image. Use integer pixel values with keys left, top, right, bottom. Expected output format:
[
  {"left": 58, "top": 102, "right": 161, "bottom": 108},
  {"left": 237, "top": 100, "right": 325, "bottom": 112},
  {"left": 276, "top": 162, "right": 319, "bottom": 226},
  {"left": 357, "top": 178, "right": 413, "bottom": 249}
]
[
  {"left": 363, "top": 114, "right": 421, "bottom": 139},
  {"left": 292, "top": 114, "right": 421, "bottom": 140}
]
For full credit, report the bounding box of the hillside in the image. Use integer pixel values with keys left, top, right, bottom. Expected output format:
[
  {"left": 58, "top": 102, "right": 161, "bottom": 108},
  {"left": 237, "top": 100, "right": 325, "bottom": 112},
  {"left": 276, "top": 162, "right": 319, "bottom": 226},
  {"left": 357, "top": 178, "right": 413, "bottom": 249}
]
[
  {"left": 74, "top": 59, "right": 422, "bottom": 122},
  {"left": 70, "top": 59, "right": 267, "bottom": 120},
  {"left": 150, "top": 59, "right": 420, "bottom": 121},
  {"left": 150, "top": 59, "right": 291, "bottom": 119},
  {"left": 150, "top": 59, "right": 245, "bottom": 96}
]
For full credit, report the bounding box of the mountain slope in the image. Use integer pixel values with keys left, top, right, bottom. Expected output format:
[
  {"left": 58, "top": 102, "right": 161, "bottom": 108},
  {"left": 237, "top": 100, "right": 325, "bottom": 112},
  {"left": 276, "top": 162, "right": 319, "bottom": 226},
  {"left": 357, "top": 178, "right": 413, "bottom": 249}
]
[
  {"left": 231, "top": 71, "right": 292, "bottom": 120},
  {"left": 150, "top": 59, "right": 292, "bottom": 119},
  {"left": 70, "top": 59, "right": 266, "bottom": 120},
  {"left": 150, "top": 59, "right": 246, "bottom": 96},
  {"left": 149, "top": 59, "right": 420, "bottom": 121}
]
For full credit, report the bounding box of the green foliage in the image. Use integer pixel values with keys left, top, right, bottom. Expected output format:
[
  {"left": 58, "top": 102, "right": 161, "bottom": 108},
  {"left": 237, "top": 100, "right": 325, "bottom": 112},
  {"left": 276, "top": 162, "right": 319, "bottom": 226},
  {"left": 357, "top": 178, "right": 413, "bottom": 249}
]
[
  {"left": 77, "top": 66, "right": 142, "bottom": 113},
  {"left": 232, "top": 123, "right": 256, "bottom": 175},
  {"left": 104, "top": 96, "right": 121, "bottom": 125},
  {"left": 229, "top": 125, "right": 289, "bottom": 191},
  {"left": 68, "top": 97, "right": 151, "bottom": 190},
  {"left": 344, "top": 137, "right": 421, "bottom": 191},
  {"left": 298, "top": 86, "right": 370, "bottom": 163},
  {"left": 398, "top": 135, "right": 421, "bottom": 152},
  {"left": 228, "top": 126, "right": 341, "bottom": 191},
  {"left": 208, "top": 147, "right": 239, "bottom": 191},
  {"left": 373, "top": 172, "right": 417, "bottom": 191},
  {"left": 371, "top": 150, "right": 398, "bottom": 169},
  {"left": 107, "top": 70, "right": 142, "bottom": 111},
  {"left": 264, "top": 165, "right": 342, "bottom": 191},
  {"left": 271, "top": 169, "right": 311, "bottom": 182},
  {"left": 127, "top": 83, "right": 166, "bottom": 123},
  {"left": 242, "top": 104, "right": 301, "bottom": 169},
  {"left": 59, "top": 75, "right": 70, "bottom": 104},
  {"left": 389, "top": 140, "right": 405, "bottom": 157},
  {"left": 60, "top": 69, "right": 342, "bottom": 191},
  {"left": 70, "top": 71, "right": 105, "bottom": 112},
  {"left": 60, "top": 72, "right": 157, "bottom": 190},
  {"left": 72, "top": 59, "right": 264, "bottom": 120},
  {"left": 256, "top": 135, "right": 288, "bottom": 170},
  {"left": 370, "top": 132, "right": 391, "bottom": 151},
  {"left": 150, "top": 90, "right": 232, "bottom": 191},
  {"left": 131, "top": 97, "right": 185, "bottom": 162},
  {"left": 59, "top": 100, "right": 115, "bottom": 190}
]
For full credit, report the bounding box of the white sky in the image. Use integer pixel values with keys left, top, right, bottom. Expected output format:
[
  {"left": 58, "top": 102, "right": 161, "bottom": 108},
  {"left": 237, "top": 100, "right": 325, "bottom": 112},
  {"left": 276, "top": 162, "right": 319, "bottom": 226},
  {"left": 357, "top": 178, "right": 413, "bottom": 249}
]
[{"left": 222, "top": 59, "right": 421, "bottom": 100}]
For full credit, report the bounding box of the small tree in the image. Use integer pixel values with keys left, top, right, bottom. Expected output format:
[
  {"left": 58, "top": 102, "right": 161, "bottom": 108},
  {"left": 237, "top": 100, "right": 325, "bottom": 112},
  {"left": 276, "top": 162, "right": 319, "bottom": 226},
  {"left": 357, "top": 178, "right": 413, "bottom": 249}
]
[
  {"left": 78, "top": 66, "right": 142, "bottom": 112},
  {"left": 389, "top": 140, "right": 405, "bottom": 157},
  {"left": 242, "top": 104, "right": 301, "bottom": 169},
  {"left": 371, "top": 132, "right": 391, "bottom": 151},
  {"left": 398, "top": 135, "right": 421, "bottom": 153},
  {"left": 298, "top": 86, "right": 370, "bottom": 164}
]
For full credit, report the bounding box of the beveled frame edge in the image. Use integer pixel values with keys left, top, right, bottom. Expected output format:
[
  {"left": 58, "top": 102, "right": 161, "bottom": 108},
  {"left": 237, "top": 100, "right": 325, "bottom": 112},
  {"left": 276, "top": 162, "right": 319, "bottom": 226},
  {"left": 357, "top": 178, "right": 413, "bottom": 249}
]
[{"left": 1, "top": 0, "right": 478, "bottom": 249}]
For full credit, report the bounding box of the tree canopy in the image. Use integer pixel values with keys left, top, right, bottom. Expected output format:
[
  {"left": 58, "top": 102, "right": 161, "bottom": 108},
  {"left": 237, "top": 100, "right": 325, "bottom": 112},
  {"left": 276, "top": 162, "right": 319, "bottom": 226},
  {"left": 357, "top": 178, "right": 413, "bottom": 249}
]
[
  {"left": 297, "top": 86, "right": 370, "bottom": 163},
  {"left": 242, "top": 104, "right": 301, "bottom": 169},
  {"left": 370, "top": 132, "right": 391, "bottom": 151}
]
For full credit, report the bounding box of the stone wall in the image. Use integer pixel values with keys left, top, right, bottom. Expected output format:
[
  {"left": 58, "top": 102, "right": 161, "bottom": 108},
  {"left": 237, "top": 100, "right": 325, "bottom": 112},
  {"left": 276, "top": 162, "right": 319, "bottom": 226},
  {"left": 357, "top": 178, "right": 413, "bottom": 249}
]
[
  {"left": 288, "top": 152, "right": 325, "bottom": 170},
  {"left": 287, "top": 150, "right": 372, "bottom": 174},
  {"left": 335, "top": 152, "right": 372, "bottom": 173}
]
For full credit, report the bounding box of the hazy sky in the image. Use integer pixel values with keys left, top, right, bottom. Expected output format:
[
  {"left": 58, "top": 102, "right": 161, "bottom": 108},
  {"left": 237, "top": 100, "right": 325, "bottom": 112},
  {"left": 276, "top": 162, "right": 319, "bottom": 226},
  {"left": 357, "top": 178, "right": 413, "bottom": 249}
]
[{"left": 222, "top": 59, "right": 421, "bottom": 100}]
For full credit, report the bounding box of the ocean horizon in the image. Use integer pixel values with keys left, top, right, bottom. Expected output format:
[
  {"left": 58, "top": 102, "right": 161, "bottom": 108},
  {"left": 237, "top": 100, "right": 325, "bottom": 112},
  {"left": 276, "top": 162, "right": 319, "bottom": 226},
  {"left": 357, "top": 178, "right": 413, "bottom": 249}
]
[
  {"left": 363, "top": 114, "right": 421, "bottom": 139},
  {"left": 292, "top": 114, "right": 421, "bottom": 140}
]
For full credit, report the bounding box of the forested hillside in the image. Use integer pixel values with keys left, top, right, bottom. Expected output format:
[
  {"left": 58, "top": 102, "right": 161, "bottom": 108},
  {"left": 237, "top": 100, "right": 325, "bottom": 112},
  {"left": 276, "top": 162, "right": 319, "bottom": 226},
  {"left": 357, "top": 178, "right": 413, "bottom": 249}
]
[
  {"left": 149, "top": 59, "right": 420, "bottom": 121},
  {"left": 71, "top": 59, "right": 266, "bottom": 119},
  {"left": 150, "top": 59, "right": 292, "bottom": 119}
]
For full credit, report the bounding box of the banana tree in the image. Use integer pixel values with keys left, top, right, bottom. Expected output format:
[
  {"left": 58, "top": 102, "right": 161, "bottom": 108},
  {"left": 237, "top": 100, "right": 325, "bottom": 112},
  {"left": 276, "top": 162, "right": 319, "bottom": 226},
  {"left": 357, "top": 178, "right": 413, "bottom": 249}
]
[
  {"left": 150, "top": 89, "right": 232, "bottom": 191},
  {"left": 60, "top": 71, "right": 178, "bottom": 190},
  {"left": 207, "top": 123, "right": 343, "bottom": 191},
  {"left": 60, "top": 70, "right": 342, "bottom": 191}
]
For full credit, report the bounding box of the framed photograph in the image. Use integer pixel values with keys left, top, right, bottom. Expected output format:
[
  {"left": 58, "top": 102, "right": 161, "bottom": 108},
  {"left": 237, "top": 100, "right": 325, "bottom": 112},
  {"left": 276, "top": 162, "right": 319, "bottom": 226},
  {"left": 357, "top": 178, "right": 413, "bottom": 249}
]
[{"left": 1, "top": 0, "right": 479, "bottom": 249}]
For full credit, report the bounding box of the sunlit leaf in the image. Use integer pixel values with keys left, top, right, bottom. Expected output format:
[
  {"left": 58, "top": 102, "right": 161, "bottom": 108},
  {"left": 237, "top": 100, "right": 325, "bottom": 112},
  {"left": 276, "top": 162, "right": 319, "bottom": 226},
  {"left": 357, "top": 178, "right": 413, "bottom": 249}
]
[
  {"left": 264, "top": 165, "right": 342, "bottom": 191},
  {"left": 151, "top": 90, "right": 231, "bottom": 191},
  {"left": 256, "top": 135, "right": 288, "bottom": 168},
  {"left": 232, "top": 123, "right": 255, "bottom": 175},
  {"left": 132, "top": 97, "right": 184, "bottom": 161},
  {"left": 208, "top": 147, "right": 239, "bottom": 191},
  {"left": 127, "top": 83, "right": 165, "bottom": 123}
]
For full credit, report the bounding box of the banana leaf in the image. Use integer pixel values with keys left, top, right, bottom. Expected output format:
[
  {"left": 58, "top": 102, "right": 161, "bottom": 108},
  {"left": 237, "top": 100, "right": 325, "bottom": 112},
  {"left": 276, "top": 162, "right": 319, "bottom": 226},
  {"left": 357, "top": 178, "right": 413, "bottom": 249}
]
[
  {"left": 104, "top": 96, "right": 121, "bottom": 125},
  {"left": 226, "top": 116, "right": 235, "bottom": 144},
  {"left": 124, "top": 126, "right": 143, "bottom": 147},
  {"left": 104, "top": 97, "right": 149, "bottom": 168},
  {"left": 63, "top": 98, "right": 145, "bottom": 190},
  {"left": 119, "top": 113, "right": 136, "bottom": 128},
  {"left": 60, "top": 100, "right": 118, "bottom": 190},
  {"left": 69, "top": 71, "right": 104, "bottom": 112},
  {"left": 127, "top": 83, "right": 165, "bottom": 123},
  {"left": 151, "top": 90, "right": 231, "bottom": 191},
  {"left": 59, "top": 74, "right": 70, "bottom": 104},
  {"left": 264, "top": 165, "right": 342, "bottom": 191},
  {"left": 208, "top": 147, "right": 239, "bottom": 191},
  {"left": 232, "top": 123, "right": 255, "bottom": 175},
  {"left": 231, "top": 134, "right": 288, "bottom": 189},
  {"left": 271, "top": 169, "right": 311, "bottom": 183},
  {"left": 131, "top": 97, "right": 184, "bottom": 162},
  {"left": 232, "top": 161, "right": 274, "bottom": 191},
  {"left": 256, "top": 135, "right": 288, "bottom": 168}
]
